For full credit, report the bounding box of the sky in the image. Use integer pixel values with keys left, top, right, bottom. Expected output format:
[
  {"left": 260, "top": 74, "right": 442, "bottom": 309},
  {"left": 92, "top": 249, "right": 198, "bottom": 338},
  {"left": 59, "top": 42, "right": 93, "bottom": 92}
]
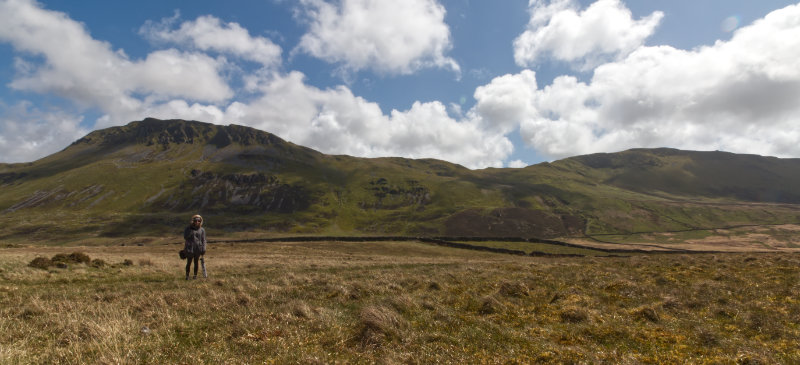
[{"left": 0, "top": 0, "right": 799, "bottom": 169}]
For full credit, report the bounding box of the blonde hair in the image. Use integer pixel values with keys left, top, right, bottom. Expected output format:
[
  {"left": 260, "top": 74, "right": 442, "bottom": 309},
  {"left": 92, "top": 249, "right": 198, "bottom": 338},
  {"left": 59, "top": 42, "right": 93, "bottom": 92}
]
[{"left": 191, "top": 215, "right": 203, "bottom": 224}]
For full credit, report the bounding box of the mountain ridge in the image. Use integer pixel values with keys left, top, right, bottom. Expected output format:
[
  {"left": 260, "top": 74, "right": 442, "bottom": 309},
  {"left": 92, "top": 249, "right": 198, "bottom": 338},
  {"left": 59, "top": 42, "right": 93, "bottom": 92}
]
[{"left": 1, "top": 118, "right": 799, "bottom": 244}]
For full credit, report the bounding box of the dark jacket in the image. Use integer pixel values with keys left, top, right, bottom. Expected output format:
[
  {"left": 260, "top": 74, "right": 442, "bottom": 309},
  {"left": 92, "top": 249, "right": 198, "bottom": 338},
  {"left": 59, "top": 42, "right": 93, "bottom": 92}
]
[{"left": 184, "top": 226, "right": 207, "bottom": 257}]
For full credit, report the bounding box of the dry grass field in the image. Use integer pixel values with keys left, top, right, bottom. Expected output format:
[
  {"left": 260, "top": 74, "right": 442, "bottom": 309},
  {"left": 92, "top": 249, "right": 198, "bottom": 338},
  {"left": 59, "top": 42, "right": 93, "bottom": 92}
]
[{"left": 1, "top": 239, "right": 800, "bottom": 363}]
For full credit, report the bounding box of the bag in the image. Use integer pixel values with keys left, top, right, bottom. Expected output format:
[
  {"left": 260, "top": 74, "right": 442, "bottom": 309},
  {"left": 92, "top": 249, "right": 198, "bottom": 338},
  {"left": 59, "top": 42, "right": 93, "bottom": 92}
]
[{"left": 179, "top": 249, "right": 187, "bottom": 260}]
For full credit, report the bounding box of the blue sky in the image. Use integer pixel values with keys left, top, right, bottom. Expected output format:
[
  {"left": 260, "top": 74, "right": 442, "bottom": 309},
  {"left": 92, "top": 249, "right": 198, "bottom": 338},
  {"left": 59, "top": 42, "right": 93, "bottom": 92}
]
[{"left": 1, "top": 0, "right": 799, "bottom": 168}]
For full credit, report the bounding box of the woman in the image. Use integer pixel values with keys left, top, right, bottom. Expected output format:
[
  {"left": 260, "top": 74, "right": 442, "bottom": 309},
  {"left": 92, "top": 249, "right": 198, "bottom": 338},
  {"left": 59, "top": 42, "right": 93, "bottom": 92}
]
[{"left": 183, "top": 214, "right": 207, "bottom": 280}]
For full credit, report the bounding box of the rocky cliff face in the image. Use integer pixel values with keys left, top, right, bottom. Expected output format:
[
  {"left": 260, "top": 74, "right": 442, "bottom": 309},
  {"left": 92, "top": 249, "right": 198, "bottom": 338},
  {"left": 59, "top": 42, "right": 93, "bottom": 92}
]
[
  {"left": 358, "top": 177, "right": 431, "bottom": 210},
  {"left": 73, "top": 118, "right": 299, "bottom": 149},
  {"left": 152, "top": 170, "right": 313, "bottom": 213}
]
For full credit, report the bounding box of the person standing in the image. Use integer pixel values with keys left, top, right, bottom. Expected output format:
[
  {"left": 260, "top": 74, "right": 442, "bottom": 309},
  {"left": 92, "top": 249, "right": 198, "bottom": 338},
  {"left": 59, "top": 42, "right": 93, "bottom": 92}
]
[{"left": 183, "top": 214, "right": 207, "bottom": 280}]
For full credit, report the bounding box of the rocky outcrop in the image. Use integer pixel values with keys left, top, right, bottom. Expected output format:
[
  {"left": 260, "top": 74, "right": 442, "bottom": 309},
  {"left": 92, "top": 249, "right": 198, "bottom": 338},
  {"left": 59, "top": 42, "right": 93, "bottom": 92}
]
[
  {"left": 359, "top": 178, "right": 431, "bottom": 210},
  {"left": 156, "top": 171, "right": 313, "bottom": 213},
  {"left": 3, "top": 184, "right": 109, "bottom": 213},
  {"left": 72, "top": 118, "right": 294, "bottom": 149},
  {"left": 0, "top": 172, "right": 27, "bottom": 185}
]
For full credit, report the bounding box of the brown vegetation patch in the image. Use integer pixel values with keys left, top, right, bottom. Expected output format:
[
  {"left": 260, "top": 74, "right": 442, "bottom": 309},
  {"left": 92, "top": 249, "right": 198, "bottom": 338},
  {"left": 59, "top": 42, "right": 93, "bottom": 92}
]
[
  {"left": 3, "top": 241, "right": 800, "bottom": 363},
  {"left": 28, "top": 256, "right": 51, "bottom": 270},
  {"left": 498, "top": 281, "right": 529, "bottom": 298},
  {"left": 633, "top": 306, "right": 660, "bottom": 323},
  {"left": 559, "top": 306, "right": 589, "bottom": 323},
  {"left": 478, "top": 295, "right": 506, "bottom": 315},
  {"left": 28, "top": 252, "right": 95, "bottom": 269},
  {"left": 357, "top": 305, "right": 407, "bottom": 348}
]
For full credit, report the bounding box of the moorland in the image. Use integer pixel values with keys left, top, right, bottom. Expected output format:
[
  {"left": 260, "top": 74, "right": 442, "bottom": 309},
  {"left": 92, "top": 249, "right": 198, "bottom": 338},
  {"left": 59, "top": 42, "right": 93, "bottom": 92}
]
[
  {"left": 2, "top": 118, "right": 800, "bottom": 363},
  {"left": 2, "top": 239, "right": 799, "bottom": 363}
]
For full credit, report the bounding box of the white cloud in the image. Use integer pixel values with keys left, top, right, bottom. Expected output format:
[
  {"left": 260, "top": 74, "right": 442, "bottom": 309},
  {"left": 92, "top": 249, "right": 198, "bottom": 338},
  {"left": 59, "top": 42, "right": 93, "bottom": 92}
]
[
  {"left": 224, "top": 72, "right": 511, "bottom": 168},
  {"left": 485, "top": 3, "right": 800, "bottom": 160},
  {"left": 514, "top": 0, "right": 663, "bottom": 70},
  {"left": 0, "top": 0, "right": 233, "bottom": 114},
  {"left": 0, "top": 0, "right": 510, "bottom": 168},
  {"left": 4, "top": 0, "right": 800, "bottom": 171},
  {"left": 294, "top": 0, "right": 459, "bottom": 76},
  {"left": 140, "top": 14, "right": 282, "bottom": 69},
  {"left": 0, "top": 101, "right": 88, "bottom": 163},
  {"left": 507, "top": 159, "right": 528, "bottom": 168},
  {"left": 472, "top": 70, "right": 538, "bottom": 134}
]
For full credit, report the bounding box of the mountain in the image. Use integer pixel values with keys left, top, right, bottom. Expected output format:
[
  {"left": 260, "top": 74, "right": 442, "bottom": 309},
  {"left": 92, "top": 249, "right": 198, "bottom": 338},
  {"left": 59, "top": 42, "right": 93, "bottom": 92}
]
[{"left": 2, "top": 118, "right": 799, "bottom": 243}]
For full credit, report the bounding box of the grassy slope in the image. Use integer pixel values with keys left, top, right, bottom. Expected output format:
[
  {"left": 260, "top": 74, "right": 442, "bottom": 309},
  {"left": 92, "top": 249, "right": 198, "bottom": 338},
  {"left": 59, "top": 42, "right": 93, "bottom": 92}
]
[
  {"left": 1, "top": 241, "right": 798, "bottom": 363},
  {"left": 2, "top": 119, "right": 800, "bottom": 244}
]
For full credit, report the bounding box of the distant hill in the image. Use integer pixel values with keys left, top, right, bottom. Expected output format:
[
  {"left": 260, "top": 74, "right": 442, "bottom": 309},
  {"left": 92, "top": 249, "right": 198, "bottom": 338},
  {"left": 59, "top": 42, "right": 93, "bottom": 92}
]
[{"left": 1, "top": 118, "right": 799, "bottom": 243}]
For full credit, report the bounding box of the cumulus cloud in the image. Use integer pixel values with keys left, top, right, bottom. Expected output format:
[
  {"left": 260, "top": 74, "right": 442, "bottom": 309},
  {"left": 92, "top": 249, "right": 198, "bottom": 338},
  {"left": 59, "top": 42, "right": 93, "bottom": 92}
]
[
  {"left": 11, "top": 0, "right": 800, "bottom": 170},
  {"left": 0, "top": 102, "right": 88, "bottom": 163},
  {"left": 119, "top": 71, "right": 513, "bottom": 168},
  {"left": 472, "top": 70, "right": 539, "bottom": 134},
  {"left": 294, "top": 0, "right": 460, "bottom": 76},
  {"left": 513, "top": 0, "right": 663, "bottom": 70},
  {"left": 0, "top": 0, "right": 509, "bottom": 168},
  {"left": 507, "top": 160, "right": 528, "bottom": 168},
  {"left": 140, "top": 14, "right": 282, "bottom": 69},
  {"left": 0, "top": 0, "right": 232, "bottom": 115},
  {"left": 224, "top": 72, "right": 512, "bottom": 168},
  {"left": 491, "top": 3, "right": 800, "bottom": 159}
]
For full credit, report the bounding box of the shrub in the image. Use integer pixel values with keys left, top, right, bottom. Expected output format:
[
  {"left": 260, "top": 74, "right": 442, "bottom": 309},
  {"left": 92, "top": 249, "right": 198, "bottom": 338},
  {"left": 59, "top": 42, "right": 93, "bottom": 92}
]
[
  {"left": 28, "top": 257, "right": 52, "bottom": 270},
  {"left": 91, "top": 259, "right": 106, "bottom": 268},
  {"left": 122, "top": 259, "right": 134, "bottom": 266},
  {"left": 51, "top": 253, "right": 70, "bottom": 263},
  {"left": 68, "top": 252, "right": 90, "bottom": 264},
  {"left": 51, "top": 252, "right": 91, "bottom": 265}
]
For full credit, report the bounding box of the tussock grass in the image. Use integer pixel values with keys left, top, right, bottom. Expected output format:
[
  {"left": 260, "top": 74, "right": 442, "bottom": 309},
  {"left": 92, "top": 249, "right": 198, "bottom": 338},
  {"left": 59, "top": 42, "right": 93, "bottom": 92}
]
[
  {"left": 357, "top": 305, "right": 407, "bottom": 348},
  {"left": 1, "top": 241, "right": 800, "bottom": 363}
]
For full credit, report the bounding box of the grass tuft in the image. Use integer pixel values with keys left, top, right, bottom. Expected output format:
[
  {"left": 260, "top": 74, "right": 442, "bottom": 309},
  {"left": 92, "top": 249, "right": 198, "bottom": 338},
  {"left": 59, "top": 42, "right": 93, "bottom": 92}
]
[
  {"left": 358, "top": 305, "right": 407, "bottom": 348},
  {"left": 499, "top": 281, "right": 529, "bottom": 298},
  {"left": 289, "top": 300, "right": 313, "bottom": 318},
  {"left": 633, "top": 306, "right": 660, "bottom": 323},
  {"left": 478, "top": 295, "right": 505, "bottom": 315},
  {"left": 91, "top": 258, "right": 106, "bottom": 267},
  {"left": 559, "top": 306, "right": 589, "bottom": 323},
  {"left": 2, "top": 241, "right": 800, "bottom": 363}
]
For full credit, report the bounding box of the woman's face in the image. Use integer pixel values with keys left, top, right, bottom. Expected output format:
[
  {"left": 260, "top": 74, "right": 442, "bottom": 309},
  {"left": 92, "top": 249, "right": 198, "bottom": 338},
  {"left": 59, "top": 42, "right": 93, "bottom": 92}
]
[{"left": 192, "top": 218, "right": 202, "bottom": 227}]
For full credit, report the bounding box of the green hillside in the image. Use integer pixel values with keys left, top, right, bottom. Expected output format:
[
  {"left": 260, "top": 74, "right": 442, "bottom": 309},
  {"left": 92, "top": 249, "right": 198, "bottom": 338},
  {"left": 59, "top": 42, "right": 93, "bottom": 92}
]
[{"left": 1, "top": 118, "right": 799, "bottom": 243}]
